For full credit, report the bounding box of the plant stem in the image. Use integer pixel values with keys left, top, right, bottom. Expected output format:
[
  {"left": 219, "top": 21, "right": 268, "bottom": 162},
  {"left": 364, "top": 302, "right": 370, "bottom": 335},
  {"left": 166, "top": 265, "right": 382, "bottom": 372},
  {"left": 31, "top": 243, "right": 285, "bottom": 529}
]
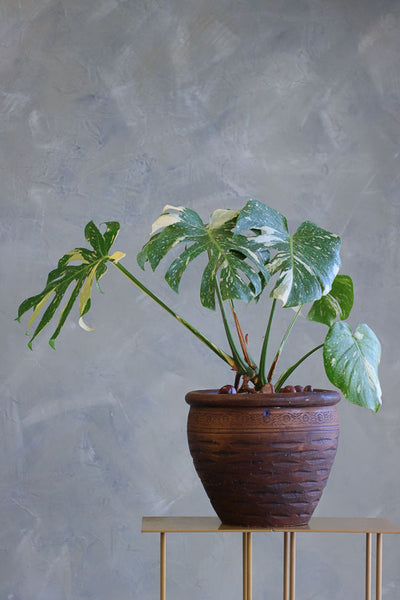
[
  {"left": 267, "top": 305, "right": 303, "bottom": 383},
  {"left": 229, "top": 301, "right": 257, "bottom": 370},
  {"left": 275, "top": 343, "right": 324, "bottom": 391},
  {"left": 214, "top": 283, "right": 253, "bottom": 377},
  {"left": 258, "top": 298, "right": 277, "bottom": 387},
  {"left": 112, "top": 261, "right": 235, "bottom": 369}
]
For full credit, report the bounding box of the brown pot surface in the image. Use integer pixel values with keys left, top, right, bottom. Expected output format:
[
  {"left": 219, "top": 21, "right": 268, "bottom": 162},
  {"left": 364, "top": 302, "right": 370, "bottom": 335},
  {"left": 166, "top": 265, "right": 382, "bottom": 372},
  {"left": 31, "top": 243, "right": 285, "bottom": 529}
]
[{"left": 186, "top": 389, "right": 340, "bottom": 528}]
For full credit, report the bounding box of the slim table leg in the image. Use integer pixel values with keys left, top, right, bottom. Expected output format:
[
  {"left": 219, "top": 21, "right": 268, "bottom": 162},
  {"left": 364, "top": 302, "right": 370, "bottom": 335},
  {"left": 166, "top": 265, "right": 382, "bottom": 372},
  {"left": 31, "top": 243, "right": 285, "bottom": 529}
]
[
  {"left": 283, "top": 532, "right": 290, "bottom": 600},
  {"left": 242, "top": 533, "right": 252, "bottom": 600},
  {"left": 243, "top": 533, "right": 247, "bottom": 600},
  {"left": 366, "top": 532, "right": 372, "bottom": 600},
  {"left": 290, "top": 532, "right": 296, "bottom": 600},
  {"left": 376, "top": 533, "right": 382, "bottom": 600},
  {"left": 160, "top": 532, "right": 166, "bottom": 600},
  {"left": 246, "top": 533, "right": 253, "bottom": 600}
]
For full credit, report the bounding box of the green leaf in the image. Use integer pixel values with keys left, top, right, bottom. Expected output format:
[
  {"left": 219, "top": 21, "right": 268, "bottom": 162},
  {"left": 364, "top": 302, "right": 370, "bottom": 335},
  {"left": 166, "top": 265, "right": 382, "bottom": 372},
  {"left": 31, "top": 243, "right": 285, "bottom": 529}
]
[
  {"left": 235, "top": 200, "right": 341, "bottom": 307},
  {"left": 85, "top": 221, "right": 106, "bottom": 255},
  {"left": 16, "top": 221, "right": 122, "bottom": 348},
  {"left": 200, "top": 253, "right": 223, "bottom": 310},
  {"left": 307, "top": 274, "right": 354, "bottom": 326},
  {"left": 235, "top": 200, "right": 288, "bottom": 243},
  {"left": 138, "top": 205, "right": 270, "bottom": 310},
  {"left": 165, "top": 243, "right": 205, "bottom": 293},
  {"left": 220, "top": 253, "right": 260, "bottom": 303},
  {"left": 102, "top": 222, "right": 121, "bottom": 253},
  {"left": 323, "top": 322, "right": 382, "bottom": 412},
  {"left": 48, "top": 279, "right": 83, "bottom": 349}
]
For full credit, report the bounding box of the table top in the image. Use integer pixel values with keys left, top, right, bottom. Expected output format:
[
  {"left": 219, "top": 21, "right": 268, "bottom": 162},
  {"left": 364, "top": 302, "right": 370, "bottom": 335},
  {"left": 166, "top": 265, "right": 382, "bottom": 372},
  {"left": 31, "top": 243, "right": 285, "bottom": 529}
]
[{"left": 142, "top": 516, "right": 400, "bottom": 534}]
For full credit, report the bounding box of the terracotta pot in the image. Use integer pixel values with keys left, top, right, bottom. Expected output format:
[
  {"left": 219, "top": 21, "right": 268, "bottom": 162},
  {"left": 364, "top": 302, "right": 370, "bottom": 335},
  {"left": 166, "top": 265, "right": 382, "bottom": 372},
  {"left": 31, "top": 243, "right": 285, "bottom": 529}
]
[{"left": 186, "top": 389, "right": 340, "bottom": 527}]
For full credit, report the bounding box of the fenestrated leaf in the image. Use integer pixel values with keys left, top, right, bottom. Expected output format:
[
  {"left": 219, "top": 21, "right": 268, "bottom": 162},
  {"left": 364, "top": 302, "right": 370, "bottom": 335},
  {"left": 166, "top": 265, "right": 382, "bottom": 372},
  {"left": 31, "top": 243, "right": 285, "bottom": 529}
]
[
  {"left": 307, "top": 274, "right": 354, "bottom": 326},
  {"left": 220, "top": 253, "right": 262, "bottom": 303},
  {"left": 57, "top": 248, "right": 94, "bottom": 269},
  {"left": 84, "top": 221, "right": 121, "bottom": 256},
  {"left": 165, "top": 243, "right": 206, "bottom": 293},
  {"left": 143, "top": 206, "right": 205, "bottom": 272},
  {"left": 17, "top": 219, "right": 236, "bottom": 371},
  {"left": 16, "top": 221, "right": 123, "bottom": 348},
  {"left": 138, "top": 205, "right": 271, "bottom": 310},
  {"left": 323, "top": 322, "right": 382, "bottom": 412},
  {"left": 200, "top": 252, "right": 223, "bottom": 310},
  {"left": 85, "top": 221, "right": 106, "bottom": 255},
  {"left": 235, "top": 199, "right": 341, "bottom": 307},
  {"left": 102, "top": 222, "right": 121, "bottom": 253},
  {"left": 235, "top": 200, "right": 288, "bottom": 244},
  {"left": 49, "top": 279, "right": 84, "bottom": 348},
  {"left": 142, "top": 223, "right": 199, "bottom": 271}
]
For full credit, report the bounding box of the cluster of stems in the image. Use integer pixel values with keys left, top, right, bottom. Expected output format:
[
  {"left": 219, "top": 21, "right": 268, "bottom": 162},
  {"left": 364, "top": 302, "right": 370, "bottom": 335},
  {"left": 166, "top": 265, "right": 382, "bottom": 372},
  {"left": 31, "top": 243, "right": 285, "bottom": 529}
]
[{"left": 112, "top": 260, "right": 322, "bottom": 393}]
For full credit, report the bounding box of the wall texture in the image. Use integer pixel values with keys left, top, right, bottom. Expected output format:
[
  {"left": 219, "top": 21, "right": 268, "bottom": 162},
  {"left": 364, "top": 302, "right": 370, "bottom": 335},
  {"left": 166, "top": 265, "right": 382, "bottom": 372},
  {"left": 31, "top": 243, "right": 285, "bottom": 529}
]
[{"left": 1, "top": 0, "right": 400, "bottom": 598}]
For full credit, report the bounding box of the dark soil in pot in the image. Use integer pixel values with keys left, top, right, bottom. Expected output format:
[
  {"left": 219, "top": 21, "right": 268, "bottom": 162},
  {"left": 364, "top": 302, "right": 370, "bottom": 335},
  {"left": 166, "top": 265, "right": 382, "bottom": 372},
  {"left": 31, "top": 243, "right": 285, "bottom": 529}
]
[{"left": 186, "top": 389, "right": 340, "bottom": 528}]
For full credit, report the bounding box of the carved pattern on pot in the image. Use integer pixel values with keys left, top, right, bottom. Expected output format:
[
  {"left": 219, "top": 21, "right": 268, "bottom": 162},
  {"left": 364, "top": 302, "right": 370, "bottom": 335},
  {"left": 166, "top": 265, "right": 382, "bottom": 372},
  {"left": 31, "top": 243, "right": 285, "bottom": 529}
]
[{"left": 191, "top": 406, "right": 336, "bottom": 431}]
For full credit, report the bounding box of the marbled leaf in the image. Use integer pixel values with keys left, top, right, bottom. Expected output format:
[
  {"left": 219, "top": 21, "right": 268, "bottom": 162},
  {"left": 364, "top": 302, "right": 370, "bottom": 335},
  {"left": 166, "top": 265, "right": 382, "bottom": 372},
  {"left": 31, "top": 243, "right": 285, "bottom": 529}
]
[
  {"left": 138, "top": 205, "right": 270, "bottom": 309},
  {"left": 323, "top": 322, "right": 382, "bottom": 412},
  {"left": 16, "top": 221, "right": 122, "bottom": 348},
  {"left": 307, "top": 274, "right": 354, "bottom": 326},
  {"left": 235, "top": 200, "right": 341, "bottom": 307}
]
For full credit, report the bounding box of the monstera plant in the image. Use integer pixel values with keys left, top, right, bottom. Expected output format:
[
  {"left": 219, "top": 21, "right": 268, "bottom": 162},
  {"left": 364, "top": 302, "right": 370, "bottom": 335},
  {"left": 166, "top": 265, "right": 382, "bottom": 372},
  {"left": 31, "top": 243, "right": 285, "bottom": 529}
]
[{"left": 17, "top": 200, "right": 382, "bottom": 412}]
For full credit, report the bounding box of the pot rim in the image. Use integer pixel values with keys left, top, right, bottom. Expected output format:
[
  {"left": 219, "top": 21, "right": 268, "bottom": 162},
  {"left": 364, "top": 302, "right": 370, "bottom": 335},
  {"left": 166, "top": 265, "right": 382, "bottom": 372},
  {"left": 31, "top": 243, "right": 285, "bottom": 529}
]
[{"left": 185, "top": 389, "right": 340, "bottom": 408}]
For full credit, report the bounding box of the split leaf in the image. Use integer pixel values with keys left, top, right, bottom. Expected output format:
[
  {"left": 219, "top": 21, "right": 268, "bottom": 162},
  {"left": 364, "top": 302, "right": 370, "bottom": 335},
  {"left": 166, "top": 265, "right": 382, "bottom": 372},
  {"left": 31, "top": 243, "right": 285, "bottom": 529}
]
[
  {"left": 16, "top": 221, "right": 122, "bottom": 348},
  {"left": 138, "top": 205, "right": 270, "bottom": 310},
  {"left": 235, "top": 199, "right": 341, "bottom": 307}
]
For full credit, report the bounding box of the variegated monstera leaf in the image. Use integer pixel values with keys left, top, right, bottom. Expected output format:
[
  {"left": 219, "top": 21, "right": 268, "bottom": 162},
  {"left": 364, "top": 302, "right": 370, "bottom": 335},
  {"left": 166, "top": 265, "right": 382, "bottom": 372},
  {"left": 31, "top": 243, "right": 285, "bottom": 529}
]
[
  {"left": 235, "top": 200, "right": 342, "bottom": 307},
  {"left": 324, "top": 322, "right": 382, "bottom": 412},
  {"left": 16, "top": 221, "right": 125, "bottom": 348},
  {"left": 307, "top": 274, "right": 354, "bottom": 326},
  {"left": 137, "top": 205, "right": 270, "bottom": 310},
  {"left": 307, "top": 274, "right": 381, "bottom": 411}
]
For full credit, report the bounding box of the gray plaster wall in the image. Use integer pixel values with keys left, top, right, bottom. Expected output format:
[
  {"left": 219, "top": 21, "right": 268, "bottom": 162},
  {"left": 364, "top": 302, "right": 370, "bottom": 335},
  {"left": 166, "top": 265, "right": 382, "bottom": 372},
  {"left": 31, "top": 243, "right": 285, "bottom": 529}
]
[{"left": 1, "top": 0, "right": 400, "bottom": 598}]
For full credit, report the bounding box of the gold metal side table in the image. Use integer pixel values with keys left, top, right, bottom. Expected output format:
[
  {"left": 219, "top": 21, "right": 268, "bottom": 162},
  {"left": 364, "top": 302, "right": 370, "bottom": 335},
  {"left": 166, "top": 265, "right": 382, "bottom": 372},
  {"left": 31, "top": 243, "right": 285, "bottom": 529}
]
[{"left": 142, "top": 516, "right": 400, "bottom": 600}]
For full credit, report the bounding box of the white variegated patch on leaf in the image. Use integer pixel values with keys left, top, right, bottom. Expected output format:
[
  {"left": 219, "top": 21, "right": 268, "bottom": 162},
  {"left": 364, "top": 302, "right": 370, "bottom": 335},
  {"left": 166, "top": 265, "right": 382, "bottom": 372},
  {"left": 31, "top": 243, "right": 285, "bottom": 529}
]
[
  {"left": 79, "top": 316, "right": 94, "bottom": 332},
  {"left": 109, "top": 251, "right": 126, "bottom": 263},
  {"left": 323, "top": 322, "right": 382, "bottom": 412},
  {"left": 235, "top": 199, "right": 289, "bottom": 244},
  {"left": 138, "top": 205, "right": 270, "bottom": 310},
  {"left": 268, "top": 221, "right": 341, "bottom": 306},
  {"left": 16, "top": 221, "right": 122, "bottom": 348},
  {"left": 235, "top": 200, "right": 341, "bottom": 307},
  {"left": 209, "top": 208, "right": 240, "bottom": 230},
  {"left": 150, "top": 205, "right": 185, "bottom": 235}
]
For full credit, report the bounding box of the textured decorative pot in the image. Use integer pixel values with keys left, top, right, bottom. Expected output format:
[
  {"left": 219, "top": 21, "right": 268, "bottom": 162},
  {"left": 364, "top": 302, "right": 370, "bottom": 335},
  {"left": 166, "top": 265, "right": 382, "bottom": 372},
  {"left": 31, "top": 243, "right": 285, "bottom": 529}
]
[{"left": 186, "top": 389, "right": 340, "bottom": 527}]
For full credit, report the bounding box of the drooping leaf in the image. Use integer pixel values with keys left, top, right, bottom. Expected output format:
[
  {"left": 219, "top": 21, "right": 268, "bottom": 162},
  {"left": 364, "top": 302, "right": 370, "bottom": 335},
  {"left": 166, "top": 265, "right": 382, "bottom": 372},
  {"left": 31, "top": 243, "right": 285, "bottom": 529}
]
[
  {"left": 323, "top": 322, "right": 382, "bottom": 412},
  {"left": 307, "top": 274, "right": 354, "bottom": 326},
  {"left": 16, "top": 221, "right": 122, "bottom": 348},
  {"left": 235, "top": 199, "right": 341, "bottom": 307},
  {"left": 137, "top": 205, "right": 271, "bottom": 310}
]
